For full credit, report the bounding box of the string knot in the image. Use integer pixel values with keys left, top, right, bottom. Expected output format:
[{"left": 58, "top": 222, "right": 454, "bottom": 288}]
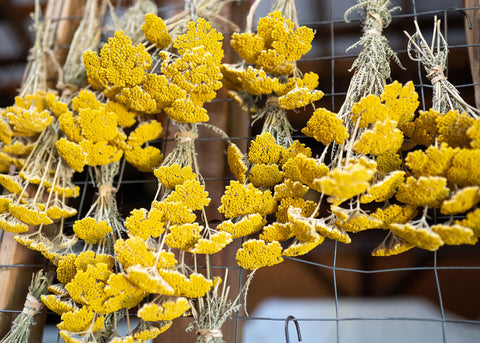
[
  {"left": 366, "top": 12, "right": 383, "bottom": 31},
  {"left": 175, "top": 131, "right": 197, "bottom": 142},
  {"left": 196, "top": 328, "right": 223, "bottom": 342},
  {"left": 98, "top": 185, "right": 116, "bottom": 197},
  {"left": 22, "top": 293, "right": 42, "bottom": 316},
  {"left": 426, "top": 65, "right": 446, "bottom": 84}
]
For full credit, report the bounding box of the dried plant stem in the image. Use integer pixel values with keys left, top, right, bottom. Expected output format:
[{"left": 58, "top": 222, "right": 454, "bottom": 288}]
[
  {"left": 61, "top": 0, "right": 107, "bottom": 90},
  {"left": 0, "top": 270, "right": 52, "bottom": 343},
  {"left": 338, "top": 0, "right": 401, "bottom": 124},
  {"left": 405, "top": 18, "right": 479, "bottom": 117}
]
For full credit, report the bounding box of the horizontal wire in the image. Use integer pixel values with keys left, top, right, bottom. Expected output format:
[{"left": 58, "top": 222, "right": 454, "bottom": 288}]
[{"left": 232, "top": 315, "right": 480, "bottom": 325}]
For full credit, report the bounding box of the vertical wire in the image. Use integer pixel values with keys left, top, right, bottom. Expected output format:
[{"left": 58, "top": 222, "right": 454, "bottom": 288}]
[
  {"left": 333, "top": 241, "right": 340, "bottom": 343},
  {"left": 434, "top": 251, "right": 448, "bottom": 343},
  {"left": 330, "top": 1, "right": 340, "bottom": 341},
  {"left": 330, "top": 0, "right": 336, "bottom": 112},
  {"left": 411, "top": 0, "right": 427, "bottom": 111}
]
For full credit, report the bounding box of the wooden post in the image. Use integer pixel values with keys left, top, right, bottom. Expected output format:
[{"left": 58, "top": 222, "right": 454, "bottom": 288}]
[
  {"left": 463, "top": 0, "right": 480, "bottom": 108},
  {"left": 0, "top": 0, "right": 86, "bottom": 341}
]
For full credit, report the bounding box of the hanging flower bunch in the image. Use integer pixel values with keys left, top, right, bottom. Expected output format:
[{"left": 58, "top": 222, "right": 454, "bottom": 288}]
[{"left": 218, "top": 0, "right": 332, "bottom": 271}]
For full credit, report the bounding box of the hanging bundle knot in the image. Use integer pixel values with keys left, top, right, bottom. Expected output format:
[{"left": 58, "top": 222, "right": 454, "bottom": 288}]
[
  {"left": 365, "top": 12, "right": 383, "bottom": 35},
  {"left": 98, "top": 185, "right": 116, "bottom": 197},
  {"left": 22, "top": 293, "right": 42, "bottom": 316},
  {"left": 175, "top": 131, "right": 197, "bottom": 142},
  {"left": 196, "top": 328, "right": 223, "bottom": 342},
  {"left": 426, "top": 65, "right": 446, "bottom": 85}
]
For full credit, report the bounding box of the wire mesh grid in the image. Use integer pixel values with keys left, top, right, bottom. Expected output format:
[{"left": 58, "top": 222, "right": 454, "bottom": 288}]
[{"left": 0, "top": 0, "right": 479, "bottom": 342}]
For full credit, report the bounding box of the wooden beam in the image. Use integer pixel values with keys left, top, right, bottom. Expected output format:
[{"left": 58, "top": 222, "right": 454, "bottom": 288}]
[{"left": 463, "top": 0, "right": 480, "bottom": 108}]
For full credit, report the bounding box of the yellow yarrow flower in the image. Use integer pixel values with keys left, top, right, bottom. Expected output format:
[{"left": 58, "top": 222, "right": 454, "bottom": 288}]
[
  {"left": 0, "top": 174, "right": 23, "bottom": 194},
  {"left": 376, "top": 152, "right": 402, "bottom": 175},
  {"left": 57, "top": 253, "right": 77, "bottom": 284},
  {"left": 58, "top": 306, "right": 104, "bottom": 333},
  {"left": 114, "top": 85, "right": 158, "bottom": 113},
  {"left": 78, "top": 107, "right": 118, "bottom": 143},
  {"left": 467, "top": 117, "right": 480, "bottom": 148},
  {"left": 396, "top": 176, "right": 450, "bottom": 208},
  {"left": 158, "top": 270, "right": 213, "bottom": 298},
  {"left": 277, "top": 87, "right": 324, "bottom": 110},
  {"left": 302, "top": 108, "right": 349, "bottom": 145},
  {"left": 133, "top": 325, "right": 166, "bottom": 341},
  {"left": 248, "top": 163, "right": 284, "bottom": 188},
  {"left": 440, "top": 186, "right": 480, "bottom": 215},
  {"left": 127, "top": 120, "right": 163, "bottom": 147},
  {"left": 152, "top": 200, "right": 196, "bottom": 224},
  {"left": 83, "top": 30, "right": 152, "bottom": 94},
  {"left": 217, "top": 213, "right": 266, "bottom": 239},
  {"left": 437, "top": 110, "right": 474, "bottom": 148},
  {"left": 371, "top": 234, "right": 414, "bottom": 257},
  {"left": 41, "top": 294, "right": 76, "bottom": 315},
  {"left": 164, "top": 98, "right": 209, "bottom": 123},
  {"left": 353, "top": 120, "right": 404, "bottom": 156},
  {"left": 154, "top": 164, "right": 196, "bottom": 189},
  {"left": 360, "top": 171, "right": 405, "bottom": 203},
  {"left": 431, "top": 224, "right": 477, "bottom": 245},
  {"left": 142, "top": 13, "right": 171, "bottom": 49},
  {"left": 455, "top": 208, "right": 480, "bottom": 236},
  {"left": 56, "top": 138, "right": 87, "bottom": 172},
  {"left": 219, "top": 181, "right": 275, "bottom": 218},
  {"left": 126, "top": 265, "right": 174, "bottom": 295},
  {"left": 103, "top": 272, "right": 146, "bottom": 313},
  {"left": 3, "top": 141, "right": 34, "bottom": 156},
  {"left": 405, "top": 143, "right": 458, "bottom": 178},
  {"left": 293, "top": 154, "right": 329, "bottom": 189},
  {"left": 138, "top": 298, "right": 190, "bottom": 322},
  {"left": 274, "top": 180, "right": 309, "bottom": 200},
  {"left": 381, "top": 81, "right": 419, "bottom": 124},
  {"left": 371, "top": 204, "right": 418, "bottom": 230},
  {"left": 400, "top": 108, "right": 439, "bottom": 147},
  {"left": 287, "top": 207, "right": 323, "bottom": 242},
  {"left": 314, "top": 163, "right": 375, "bottom": 205},
  {"left": 124, "top": 145, "right": 163, "bottom": 172},
  {"left": 446, "top": 148, "right": 480, "bottom": 187},
  {"left": 80, "top": 139, "right": 123, "bottom": 166},
  {"left": 334, "top": 210, "right": 383, "bottom": 233},
  {"left": 165, "top": 223, "right": 202, "bottom": 251},
  {"left": 259, "top": 222, "right": 292, "bottom": 242},
  {"left": 282, "top": 236, "right": 324, "bottom": 257},
  {"left": 9, "top": 203, "right": 53, "bottom": 226},
  {"left": 230, "top": 32, "right": 264, "bottom": 64},
  {"left": 75, "top": 251, "right": 115, "bottom": 272},
  {"left": 114, "top": 237, "right": 156, "bottom": 269},
  {"left": 190, "top": 231, "right": 233, "bottom": 254},
  {"left": 166, "top": 179, "right": 210, "bottom": 211},
  {"left": 238, "top": 66, "right": 280, "bottom": 95},
  {"left": 280, "top": 140, "right": 312, "bottom": 164},
  {"left": 248, "top": 132, "right": 286, "bottom": 164},
  {"left": 389, "top": 223, "right": 443, "bottom": 251},
  {"left": 236, "top": 239, "right": 283, "bottom": 270},
  {"left": 5, "top": 96, "right": 53, "bottom": 136},
  {"left": 351, "top": 95, "right": 388, "bottom": 128},
  {"left": 125, "top": 208, "right": 165, "bottom": 239},
  {"left": 72, "top": 217, "right": 112, "bottom": 244},
  {"left": 227, "top": 143, "right": 248, "bottom": 183},
  {"left": 276, "top": 197, "right": 316, "bottom": 223}
]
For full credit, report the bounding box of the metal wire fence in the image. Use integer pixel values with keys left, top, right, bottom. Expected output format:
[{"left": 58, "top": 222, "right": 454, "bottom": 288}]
[{"left": 0, "top": 0, "right": 479, "bottom": 342}]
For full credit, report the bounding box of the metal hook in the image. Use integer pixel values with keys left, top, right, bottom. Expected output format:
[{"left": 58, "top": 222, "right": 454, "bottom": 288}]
[
  {"left": 285, "top": 315, "right": 302, "bottom": 343},
  {"left": 444, "top": 7, "right": 472, "bottom": 30}
]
